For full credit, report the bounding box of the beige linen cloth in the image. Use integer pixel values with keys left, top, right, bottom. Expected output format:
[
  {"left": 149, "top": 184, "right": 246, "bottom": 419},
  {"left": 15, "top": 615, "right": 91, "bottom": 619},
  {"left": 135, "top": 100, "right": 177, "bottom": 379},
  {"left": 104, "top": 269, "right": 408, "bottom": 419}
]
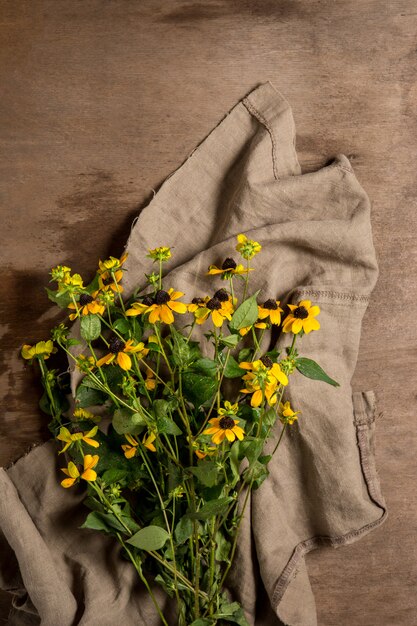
[{"left": 0, "top": 82, "right": 387, "bottom": 626}]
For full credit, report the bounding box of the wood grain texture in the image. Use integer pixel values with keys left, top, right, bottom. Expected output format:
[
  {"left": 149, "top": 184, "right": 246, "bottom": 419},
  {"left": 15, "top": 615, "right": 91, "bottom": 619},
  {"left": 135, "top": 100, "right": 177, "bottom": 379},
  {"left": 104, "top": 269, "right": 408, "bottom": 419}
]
[{"left": 0, "top": 1, "right": 416, "bottom": 624}]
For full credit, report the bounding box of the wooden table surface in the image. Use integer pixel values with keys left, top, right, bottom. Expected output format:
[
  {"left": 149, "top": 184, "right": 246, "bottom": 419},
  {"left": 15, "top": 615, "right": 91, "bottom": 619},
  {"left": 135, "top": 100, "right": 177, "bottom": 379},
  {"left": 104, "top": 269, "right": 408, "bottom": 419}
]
[{"left": 1, "top": 1, "right": 416, "bottom": 624}]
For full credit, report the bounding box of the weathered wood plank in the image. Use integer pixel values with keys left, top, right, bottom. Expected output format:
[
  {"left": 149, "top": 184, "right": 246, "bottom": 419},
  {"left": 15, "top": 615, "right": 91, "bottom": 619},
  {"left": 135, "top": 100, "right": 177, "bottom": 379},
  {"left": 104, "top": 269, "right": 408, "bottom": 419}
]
[{"left": 1, "top": 1, "right": 416, "bottom": 623}]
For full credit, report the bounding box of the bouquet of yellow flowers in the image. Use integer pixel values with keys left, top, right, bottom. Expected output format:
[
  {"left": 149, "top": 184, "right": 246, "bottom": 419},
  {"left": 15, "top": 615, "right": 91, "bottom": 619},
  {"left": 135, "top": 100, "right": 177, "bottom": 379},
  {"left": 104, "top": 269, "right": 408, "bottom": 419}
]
[{"left": 21, "top": 234, "right": 338, "bottom": 626}]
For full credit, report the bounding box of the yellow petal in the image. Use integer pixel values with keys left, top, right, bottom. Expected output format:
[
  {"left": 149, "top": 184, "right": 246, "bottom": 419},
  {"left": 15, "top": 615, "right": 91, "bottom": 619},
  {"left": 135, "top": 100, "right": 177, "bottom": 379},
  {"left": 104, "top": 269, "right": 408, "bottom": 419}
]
[
  {"left": 251, "top": 389, "right": 263, "bottom": 407},
  {"left": 160, "top": 305, "right": 174, "bottom": 324},
  {"left": 117, "top": 352, "right": 132, "bottom": 371},
  {"left": 96, "top": 353, "right": 114, "bottom": 367},
  {"left": 292, "top": 318, "right": 303, "bottom": 334},
  {"left": 233, "top": 426, "right": 245, "bottom": 440},
  {"left": 212, "top": 430, "right": 226, "bottom": 445},
  {"left": 225, "top": 429, "right": 236, "bottom": 442},
  {"left": 61, "top": 477, "right": 76, "bottom": 488},
  {"left": 82, "top": 469, "right": 97, "bottom": 482},
  {"left": 299, "top": 300, "right": 311, "bottom": 309},
  {"left": 169, "top": 300, "right": 187, "bottom": 314}
]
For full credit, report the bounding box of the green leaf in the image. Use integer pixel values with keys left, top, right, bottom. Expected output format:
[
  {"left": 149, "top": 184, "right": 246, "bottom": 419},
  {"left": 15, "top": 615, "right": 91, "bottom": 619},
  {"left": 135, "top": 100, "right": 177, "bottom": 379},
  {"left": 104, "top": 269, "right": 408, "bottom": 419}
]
[
  {"left": 189, "top": 620, "right": 214, "bottom": 626},
  {"left": 223, "top": 355, "right": 245, "bottom": 378},
  {"left": 188, "top": 461, "right": 219, "bottom": 487},
  {"left": 229, "top": 292, "right": 259, "bottom": 331},
  {"left": 169, "top": 326, "right": 192, "bottom": 367},
  {"left": 182, "top": 372, "right": 217, "bottom": 407},
  {"left": 243, "top": 460, "right": 269, "bottom": 489},
  {"left": 80, "top": 315, "right": 101, "bottom": 341},
  {"left": 295, "top": 357, "right": 340, "bottom": 387},
  {"left": 75, "top": 382, "right": 106, "bottom": 408},
  {"left": 45, "top": 287, "right": 72, "bottom": 308},
  {"left": 240, "top": 438, "right": 263, "bottom": 466},
  {"left": 192, "top": 358, "right": 218, "bottom": 378},
  {"left": 219, "top": 333, "right": 241, "bottom": 348},
  {"left": 101, "top": 469, "right": 128, "bottom": 484},
  {"left": 174, "top": 516, "right": 194, "bottom": 545},
  {"left": 113, "top": 408, "right": 147, "bottom": 435},
  {"left": 80, "top": 511, "right": 112, "bottom": 533},
  {"left": 127, "top": 525, "right": 170, "bottom": 551},
  {"left": 189, "top": 497, "right": 233, "bottom": 520},
  {"left": 112, "top": 318, "right": 131, "bottom": 335},
  {"left": 157, "top": 416, "right": 182, "bottom": 436},
  {"left": 238, "top": 348, "right": 252, "bottom": 363},
  {"left": 262, "top": 407, "right": 277, "bottom": 428}
]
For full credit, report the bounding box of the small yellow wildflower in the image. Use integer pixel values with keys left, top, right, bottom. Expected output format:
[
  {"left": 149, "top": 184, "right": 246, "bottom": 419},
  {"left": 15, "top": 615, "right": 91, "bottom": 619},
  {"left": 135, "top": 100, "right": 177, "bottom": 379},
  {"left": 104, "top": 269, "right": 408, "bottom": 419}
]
[
  {"left": 207, "top": 257, "right": 253, "bottom": 280},
  {"left": 98, "top": 253, "right": 128, "bottom": 293},
  {"left": 236, "top": 233, "right": 262, "bottom": 260},
  {"left": 144, "top": 368, "right": 156, "bottom": 391},
  {"left": 57, "top": 426, "right": 100, "bottom": 454},
  {"left": 147, "top": 246, "right": 171, "bottom": 262},
  {"left": 21, "top": 340, "right": 55, "bottom": 361},
  {"left": 96, "top": 338, "right": 149, "bottom": 371},
  {"left": 126, "top": 287, "right": 187, "bottom": 324},
  {"left": 67, "top": 291, "right": 106, "bottom": 320},
  {"left": 279, "top": 401, "right": 301, "bottom": 425},
  {"left": 258, "top": 299, "right": 284, "bottom": 325},
  {"left": 122, "top": 434, "right": 139, "bottom": 459},
  {"left": 240, "top": 357, "right": 288, "bottom": 407},
  {"left": 60, "top": 454, "right": 99, "bottom": 488},
  {"left": 73, "top": 407, "right": 101, "bottom": 423},
  {"left": 143, "top": 431, "right": 157, "bottom": 452},
  {"left": 282, "top": 300, "right": 320, "bottom": 334}
]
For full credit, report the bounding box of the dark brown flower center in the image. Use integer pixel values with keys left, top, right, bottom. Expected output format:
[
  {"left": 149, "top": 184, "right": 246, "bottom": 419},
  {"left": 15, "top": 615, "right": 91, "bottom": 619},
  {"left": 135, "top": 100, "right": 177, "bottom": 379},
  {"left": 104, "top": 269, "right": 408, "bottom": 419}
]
[
  {"left": 142, "top": 295, "right": 154, "bottom": 306},
  {"left": 155, "top": 290, "right": 170, "bottom": 305},
  {"left": 260, "top": 355, "right": 273, "bottom": 368},
  {"left": 206, "top": 297, "right": 221, "bottom": 311},
  {"left": 109, "top": 337, "right": 125, "bottom": 354},
  {"left": 79, "top": 294, "right": 94, "bottom": 306},
  {"left": 214, "top": 288, "right": 229, "bottom": 302},
  {"left": 293, "top": 306, "right": 308, "bottom": 319},
  {"left": 192, "top": 297, "right": 205, "bottom": 305},
  {"left": 222, "top": 258, "right": 237, "bottom": 270},
  {"left": 102, "top": 275, "right": 114, "bottom": 285},
  {"left": 263, "top": 299, "right": 277, "bottom": 310},
  {"left": 219, "top": 416, "right": 235, "bottom": 430}
]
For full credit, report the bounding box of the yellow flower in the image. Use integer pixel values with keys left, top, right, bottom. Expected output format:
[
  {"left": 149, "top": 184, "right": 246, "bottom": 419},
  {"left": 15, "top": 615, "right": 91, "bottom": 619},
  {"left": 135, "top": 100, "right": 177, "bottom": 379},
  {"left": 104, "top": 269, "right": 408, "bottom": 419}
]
[
  {"left": 144, "top": 368, "right": 156, "bottom": 390},
  {"left": 146, "top": 289, "right": 187, "bottom": 325},
  {"left": 76, "top": 354, "right": 96, "bottom": 372},
  {"left": 279, "top": 401, "right": 301, "bottom": 425},
  {"left": 240, "top": 358, "right": 288, "bottom": 407},
  {"left": 194, "top": 293, "right": 234, "bottom": 328},
  {"left": 57, "top": 425, "right": 100, "bottom": 454},
  {"left": 73, "top": 407, "right": 101, "bottom": 422},
  {"left": 194, "top": 443, "right": 217, "bottom": 459},
  {"left": 218, "top": 400, "right": 239, "bottom": 416},
  {"left": 96, "top": 338, "right": 149, "bottom": 371},
  {"left": 207, "top": 257, "right": 254, "bottom": 280},
  {"left": 203, "top": 415, "right": 245, "bottom": 445},
  {"left": 143, "top": 431, "right": 157, "bottom": 452},
  {"left": 67, "top": 291, "right": 106, "bottom": 320},
  {"left": 282, "top": 300, "right": 320, "bottom": 334},
  {"left": 51, "top": 266, "right": 84, "bottom": 294},
  {"left": 258, "top": 299, "right": 284, "bottom": 325},
  {"left": 187, "top": 296, "right": 210, "bottom": 313},
  {"left": 147, "top": 246, "right": 171, "bottom": 262},
  {"left": 21, "top": 340, "right": 55, "bottom": 361},
  {"left": 98, "top": 253, "right": 128, "bottom": 293},
  {"left": 239, "top": 321, "right": 267, "bottom": 336},
  {"left": 60, "top": 454, "right": 99, "bottom": 488},
  {"left": 236, "top": 234, "right": 262, "bottom": 260},
  {"left": 122, "top": 434, "right": 139, "bottom": 459}
]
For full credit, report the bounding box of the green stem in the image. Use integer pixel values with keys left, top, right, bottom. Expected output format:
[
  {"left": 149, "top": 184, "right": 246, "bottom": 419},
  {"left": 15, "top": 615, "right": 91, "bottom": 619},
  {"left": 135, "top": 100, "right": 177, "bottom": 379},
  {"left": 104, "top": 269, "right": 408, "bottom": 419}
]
[{"left": 117, "top": 533, "right": 169, "bottom": 626}]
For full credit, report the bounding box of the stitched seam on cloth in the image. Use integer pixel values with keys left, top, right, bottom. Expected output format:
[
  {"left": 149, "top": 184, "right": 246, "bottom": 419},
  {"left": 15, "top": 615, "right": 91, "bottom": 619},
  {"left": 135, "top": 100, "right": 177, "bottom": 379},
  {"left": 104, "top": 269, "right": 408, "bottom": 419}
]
[
  {"left": 292, "top": 289, "right": 370, "bottom": 303},
  {"left": 271, "top": 424, "right": 388, "bottom": 610},
  {"left": 242, "top": 97, "right": 279, "bottom": 180}
]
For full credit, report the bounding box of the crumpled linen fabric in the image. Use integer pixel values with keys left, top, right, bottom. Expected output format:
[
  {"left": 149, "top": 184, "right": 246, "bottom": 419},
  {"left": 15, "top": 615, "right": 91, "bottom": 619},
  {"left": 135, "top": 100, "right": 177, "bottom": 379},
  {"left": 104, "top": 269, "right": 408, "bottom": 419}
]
[{"left": 0, "top": 82, "right": 387, "bottom": 626}]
